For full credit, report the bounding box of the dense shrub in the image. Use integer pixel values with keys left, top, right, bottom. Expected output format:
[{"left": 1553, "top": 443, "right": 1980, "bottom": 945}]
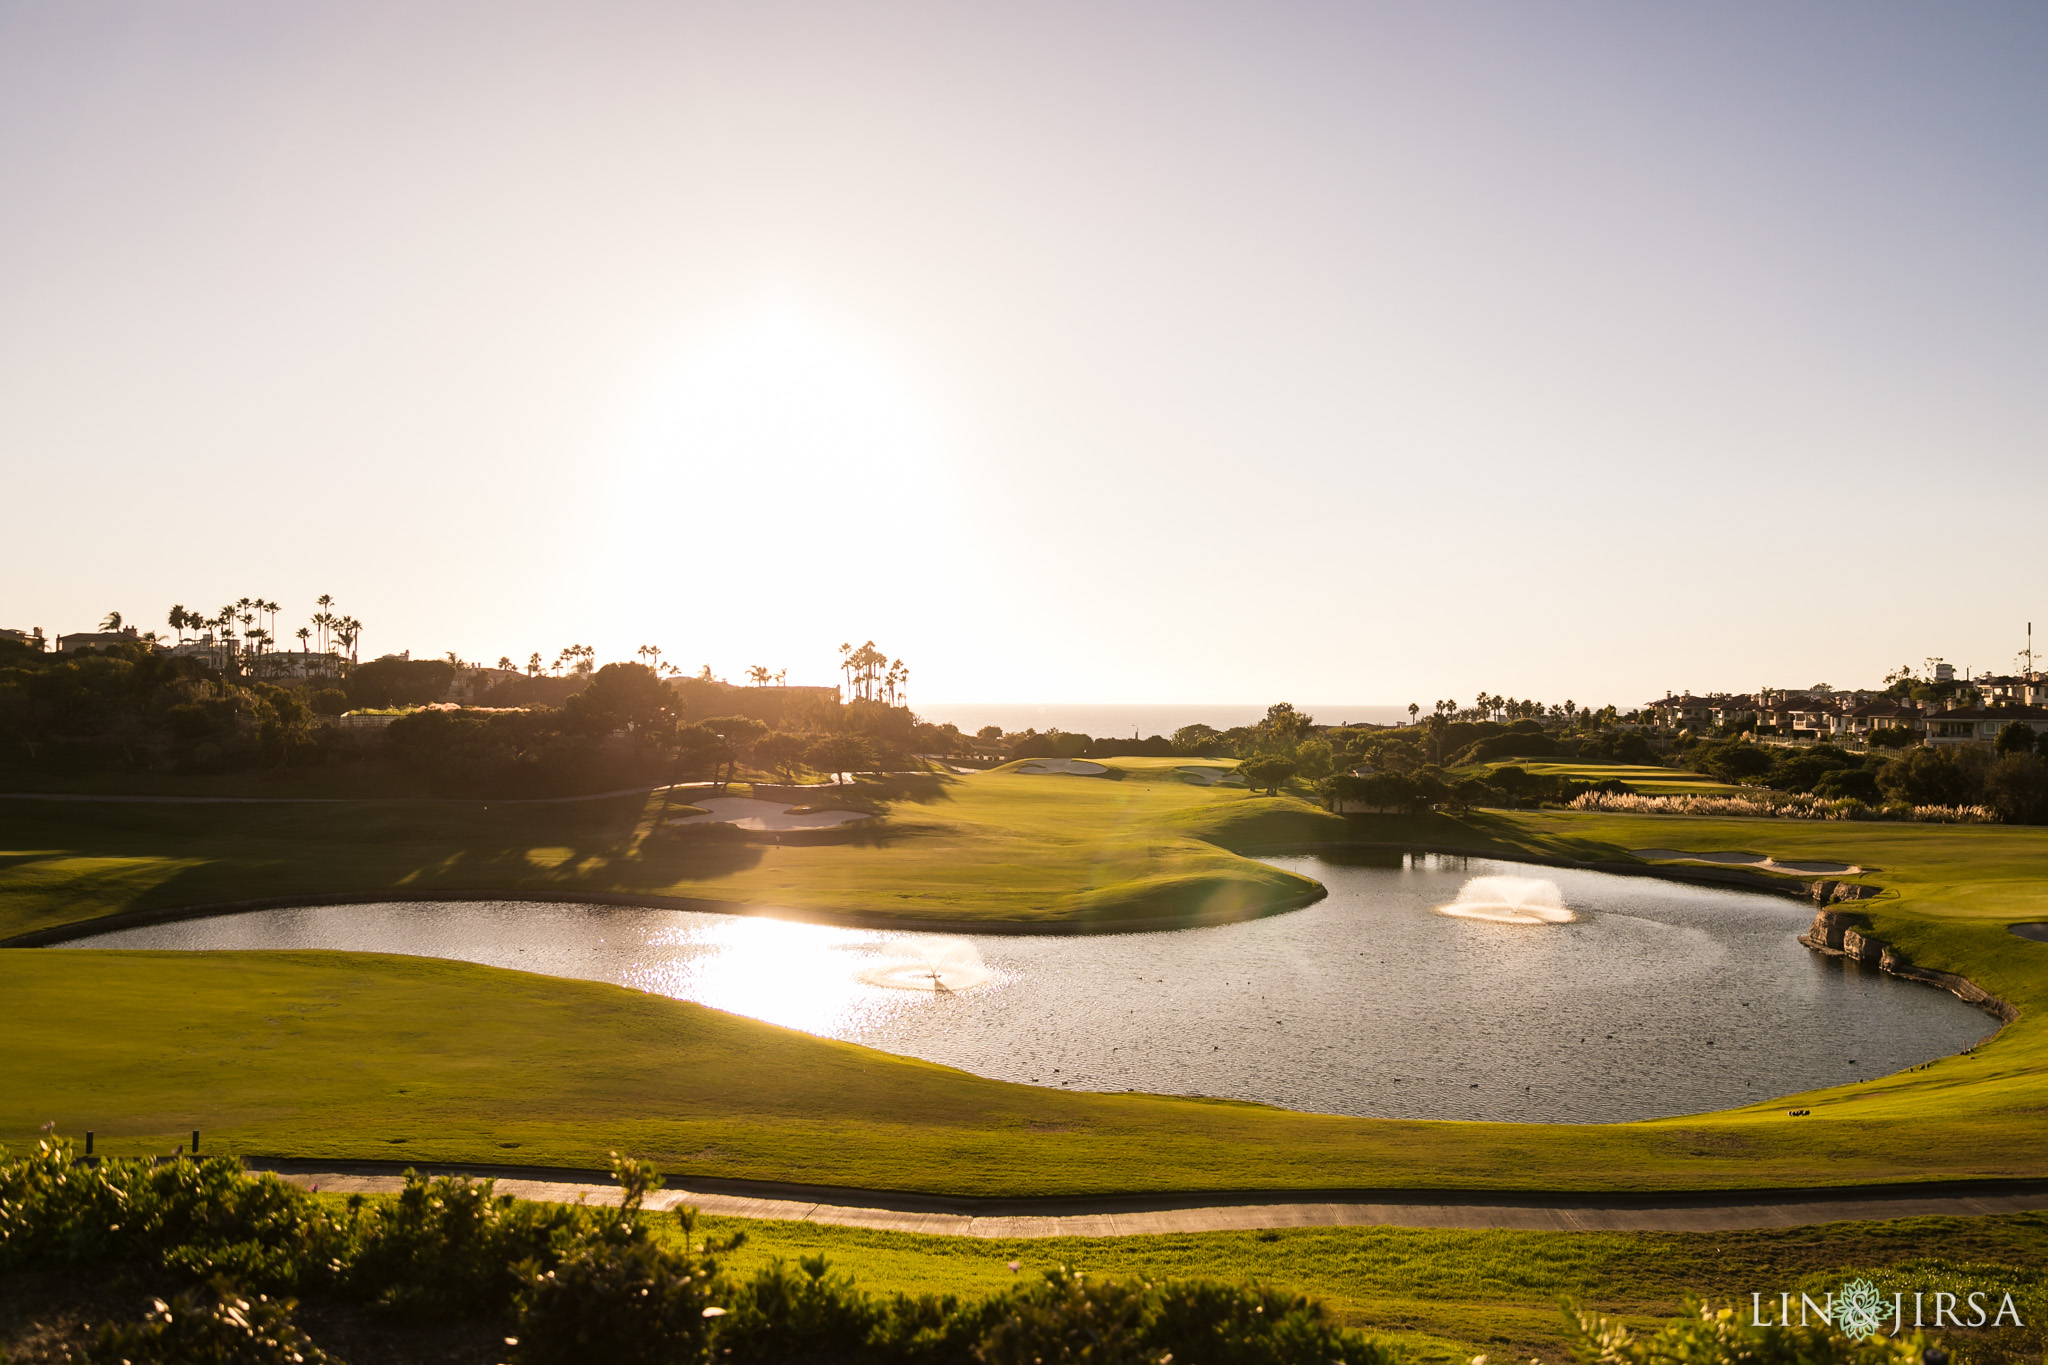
[
  {"left": 349, "top": 1168, "right": 600, "bottom": 1317},
  {"left": 4, "top": 1139, "right": 1956, "bottom": 1365},
  {"left": 82, "top": 1277, "right": 336, "bottom": 1365},
  {"left": 712, "top": 1256, "right": 888, "bottom": 1365},
  {"left": 1445, "top": 731, "right": 1558, "bottom": 765},
  {"left": 1814, "top": 767, "right": 1882, "bottom": 803},
  {"left": 345, "top": 656, "right": 457, "bottom": 709},
  {"left": 1323, "top": 770, "right": 1447, "bottom": 815},
  {"left": 1983, "top": 754, "right": 2048, "bottom": 825},
  {"left": 1240, "top": 755, "right": 1298, "bottom": 794},
  {"left": 0, "top": 1136, "right": 347, "bottom": 1293},
  {"left": 1575, "top": 728, "right": 1659, "bottom": 764},
  {"left": 1010, "top": 730, "right": 1093, "bottom": 760}
]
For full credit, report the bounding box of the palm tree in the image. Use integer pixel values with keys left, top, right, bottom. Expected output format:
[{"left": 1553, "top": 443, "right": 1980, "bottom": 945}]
[
  {"left": 99, "top": 610, "right": 124, "bottom": 631},
  {"left": 297, "top": 627, "right": 311, "bottom": 654},
  {"left": 747, "top": 665, "right": 770, "bottom": 687},
  {"left": 840, "top": 640, "right": 886, "bottom": 701},
  {"left": 528, "top": 652, "right": 542, "bottom": 677},
  {"left": 168, "top": 605, "right": 191, "bottom": 644},
  {"left": 214, "top": 606, "right": 237, "bottom": 671},
  {"left": 1407, "top": 702, "right": 1420, "bottom": 727},
  {"left": 497, "top": 656, "right": 514, "bottom": 672}
]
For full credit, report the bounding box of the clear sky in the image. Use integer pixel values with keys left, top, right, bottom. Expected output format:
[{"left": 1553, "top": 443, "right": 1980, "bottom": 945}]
[{"left": 4, "top": 1, "right": 2044, "bottom": 709}]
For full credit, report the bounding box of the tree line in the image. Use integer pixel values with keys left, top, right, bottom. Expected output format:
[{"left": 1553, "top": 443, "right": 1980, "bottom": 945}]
[
  {"left": 1678, "top": 729, "right": 2048, "bottom": 824},
  {"left": 0, "top": 633, "right": 955, "bottom": 796}
]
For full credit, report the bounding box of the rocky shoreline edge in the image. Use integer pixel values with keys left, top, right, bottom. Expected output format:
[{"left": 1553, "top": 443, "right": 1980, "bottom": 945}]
[{"left": 1799, "top": 900, "right": 2017, "bottom": 1023}]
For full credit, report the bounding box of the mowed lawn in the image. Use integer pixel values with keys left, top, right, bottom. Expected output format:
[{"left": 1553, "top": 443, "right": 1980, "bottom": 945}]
[
  {"left": 0, "top": 763, "right": 1318, "bottom": 943},
  {"left": 5, "top": 789, "right": 2048, "bottom": 1194},
  {"left": 678, "top": 1210, "right": 2048, "bottom": 1363},
  {"left": 1462, "top": 760, "right": 1753, "bottom": 796}
]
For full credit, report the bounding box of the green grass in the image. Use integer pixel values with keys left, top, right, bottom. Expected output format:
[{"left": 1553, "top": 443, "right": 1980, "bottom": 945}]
[
  {"left": 675, "top": 1210, "right": 2048, "bottom": 1362},
  {"left": 6, "top": 784, "right": 2048, "bottom": 1196},
  {"left": 0, "top": 767, "right": 1324, "bottom": 943},
  {"left": 1459, "top": 760, "right": 1753, "bottom": 796}
]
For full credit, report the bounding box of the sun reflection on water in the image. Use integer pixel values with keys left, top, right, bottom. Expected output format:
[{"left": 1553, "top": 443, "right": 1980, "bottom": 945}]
[{"left": 622, "top": 917, "right": 998, "bottom": 1034}]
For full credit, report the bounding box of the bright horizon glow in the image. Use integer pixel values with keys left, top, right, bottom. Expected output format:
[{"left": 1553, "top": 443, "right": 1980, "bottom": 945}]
[
  {"left": 2, "top": 2, "right": 2045, "bottom": 704},
  {"left": 590, "top": 301, "right": 985, "bottom": 681}
]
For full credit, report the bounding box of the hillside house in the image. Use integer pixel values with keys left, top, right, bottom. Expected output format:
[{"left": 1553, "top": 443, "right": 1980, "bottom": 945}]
[
  {"left": 1645, "top": 694, "right": 1716, "bottom": 728},
  {"left": 1923, "top": 706, "right": 2048, "bottom": 748},
  {"left": 56, "top": 627, "right": 141, "bottom": 653},
  {"left": 1842, "top": 697, "right": 1923, "bottom": 740},
  {"left": 1976, "top": 675, "right": 2048, "bottom": 708}
]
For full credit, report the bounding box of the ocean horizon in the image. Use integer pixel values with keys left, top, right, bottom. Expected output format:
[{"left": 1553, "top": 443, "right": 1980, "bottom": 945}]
[{"left": 910, "top": 702, "right": 1411, "bottom": 739}]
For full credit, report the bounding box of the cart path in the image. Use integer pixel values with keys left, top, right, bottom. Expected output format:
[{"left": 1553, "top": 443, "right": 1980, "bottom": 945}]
[{"left": 251, "top": 1161, "right": 2048, "bottom": 1237}]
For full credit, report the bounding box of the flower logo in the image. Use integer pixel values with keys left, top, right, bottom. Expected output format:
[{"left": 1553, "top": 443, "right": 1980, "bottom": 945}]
[{"left": 1837, "top": 1279, "right": 1887, "bottom": 1338}]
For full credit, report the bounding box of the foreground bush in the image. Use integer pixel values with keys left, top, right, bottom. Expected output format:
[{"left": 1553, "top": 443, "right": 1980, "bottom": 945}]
[
  {"left": 1571, "top": 1300, "right": 1930, "bottom": 1365},
  {"left": 1, "top": 1139, "right": 1957, "bottom": 1365},
  {"left": 0, "top": 1134, "right": 349, "bottom": 1293},
  {"left": 81, "top": 1276, "right": 336, "bottom": 1365}
]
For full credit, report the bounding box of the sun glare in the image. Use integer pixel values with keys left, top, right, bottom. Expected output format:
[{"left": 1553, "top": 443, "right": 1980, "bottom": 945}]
[
  {"left": 616, "top": 308, "right": 950, "bottom": 536},
  {"left": 595, "top": 305, "right": 971, "bottom": 669}
]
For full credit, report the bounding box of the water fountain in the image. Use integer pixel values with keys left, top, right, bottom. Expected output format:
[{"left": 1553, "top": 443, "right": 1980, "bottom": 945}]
[
  {"left": 858, "top": 937, "right": 995, "bottom": 991},
  {"left": 1435, "top": 874, "right": 1575, "bottom": 924}
]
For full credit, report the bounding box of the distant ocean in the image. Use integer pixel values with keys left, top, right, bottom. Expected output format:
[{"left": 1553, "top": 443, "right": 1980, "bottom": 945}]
[{"left": 910, "top": 702, "right": 1410, "bottom": 739}]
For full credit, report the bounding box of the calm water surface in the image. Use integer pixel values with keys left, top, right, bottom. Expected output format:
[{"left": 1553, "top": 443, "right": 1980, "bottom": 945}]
[{"left": 62, "top": 853, "right": 1996, "bottom": 1122}]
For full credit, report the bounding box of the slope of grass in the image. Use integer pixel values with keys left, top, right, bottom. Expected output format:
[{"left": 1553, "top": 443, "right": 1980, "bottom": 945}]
[
  {"left": 5, "top": 792, "right": 2048, "bottom": 1195},
  {"left": 0, "top": 769, "right": 1326, "bottom": 943}
]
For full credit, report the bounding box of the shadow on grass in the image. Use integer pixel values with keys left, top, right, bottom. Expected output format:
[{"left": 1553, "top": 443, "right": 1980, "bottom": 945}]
[
  {"left": 839, "top": 772, "right": 958, "bottom": 808},
  {"left": 11, "top": 792, "right": 798, "bottom": 922}
]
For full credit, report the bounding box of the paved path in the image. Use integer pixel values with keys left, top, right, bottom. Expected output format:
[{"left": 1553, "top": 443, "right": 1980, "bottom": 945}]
[{"left": 251, "top": 1162, "right": 2048, "bottom": 1238}]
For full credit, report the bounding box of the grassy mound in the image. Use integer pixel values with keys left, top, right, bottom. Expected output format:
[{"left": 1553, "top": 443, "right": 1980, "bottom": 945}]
[{"left": 5, "top": 791, "right": 2048, "bottom": 1197}]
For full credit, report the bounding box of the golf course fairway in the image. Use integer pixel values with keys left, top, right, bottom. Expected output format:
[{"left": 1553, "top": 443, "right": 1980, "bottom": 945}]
[{"left": 3, "top": 762, "right": 2046, "bottom": 1195}]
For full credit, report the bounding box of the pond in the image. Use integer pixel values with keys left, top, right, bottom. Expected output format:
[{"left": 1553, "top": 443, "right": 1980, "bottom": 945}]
[{"left": 59, "top": 852, "right": 1997, "bottom": 1123}]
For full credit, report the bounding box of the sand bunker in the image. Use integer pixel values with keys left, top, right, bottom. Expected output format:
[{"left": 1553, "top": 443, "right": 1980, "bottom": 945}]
[
  {"left": 1631, "top": 848, "right": 1863, "bottom": 876},
  {"left": 667, "top": 797, "right": 873, "bottom": 832},
  {"left": 1177, "top": 766, "right": 1248, "bottom": 787},
  {"left": 1013, "top": 758, "right": 1109, "bottom": 776}
]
